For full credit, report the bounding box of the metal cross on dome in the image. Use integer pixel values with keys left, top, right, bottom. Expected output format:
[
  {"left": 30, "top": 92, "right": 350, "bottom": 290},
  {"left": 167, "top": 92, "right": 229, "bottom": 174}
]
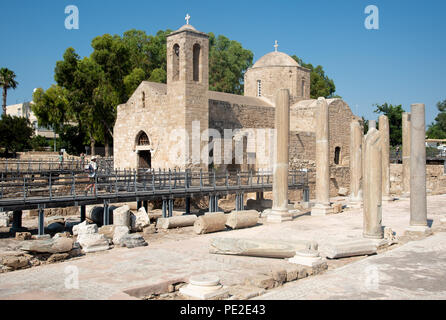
[
  {"left": 185, "top": 14, "right": 191, "bottom": 25},
  {"left": 274, "top": 40, "right": 279, "bottom": 52}
]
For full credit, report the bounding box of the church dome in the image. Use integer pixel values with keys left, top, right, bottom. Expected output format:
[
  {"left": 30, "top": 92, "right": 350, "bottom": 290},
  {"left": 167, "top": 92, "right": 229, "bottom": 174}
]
[
  {"left": 252, "top": 51, "right": 299, "bottom": 68},
  {"left": 178, "top": 24, "right": 197, "bottom": 32}
]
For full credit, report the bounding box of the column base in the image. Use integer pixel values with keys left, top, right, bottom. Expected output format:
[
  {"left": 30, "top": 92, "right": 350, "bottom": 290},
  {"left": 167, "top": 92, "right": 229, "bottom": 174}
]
[
  {"left": 266, "top": 209, "right": 293, "bottom": 223},
  {"left": 363, "top": 232, "right": 384, "bottom": 240},
  {"left": 311, "top": 204, "right": 333, "bottom": 216},
  {"left": 405, "top": 225, "right": 432, "bottom": 236},
  {"left": 288, "top": 250, "right": 325, "bottom": 267}
]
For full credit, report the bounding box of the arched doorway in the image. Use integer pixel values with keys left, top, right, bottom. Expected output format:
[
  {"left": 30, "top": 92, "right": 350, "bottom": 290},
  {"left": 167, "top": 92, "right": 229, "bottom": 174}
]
[{"left": 136, "top": 131, "right": 151, "bottom": 169}]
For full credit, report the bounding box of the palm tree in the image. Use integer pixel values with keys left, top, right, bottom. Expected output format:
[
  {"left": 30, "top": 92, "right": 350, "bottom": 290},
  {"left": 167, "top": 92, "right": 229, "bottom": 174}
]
[{"left": 0, "top": 68, "right": 19, "bottom": 115}]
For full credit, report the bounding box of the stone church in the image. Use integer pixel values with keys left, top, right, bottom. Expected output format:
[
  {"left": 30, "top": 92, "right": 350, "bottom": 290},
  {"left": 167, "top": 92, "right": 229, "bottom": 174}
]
[{"left": 113, "top": 20, "right": 357, "bottom": 195}]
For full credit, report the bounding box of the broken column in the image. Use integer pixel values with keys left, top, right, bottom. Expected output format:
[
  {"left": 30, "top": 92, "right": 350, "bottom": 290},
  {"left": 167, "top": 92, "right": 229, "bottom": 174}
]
[
  {"left": 349, "top": 120, "right": 363, "bottom": 207},
  {"left": 267, "top": 89, "right": 292, "bottom": 222},
  {"left": 402, "top": 112, "right": 411, "bottom": 197},
  {"left": 194, "top": 213, "right": 227, "bottom": 234},
  {"left": 406, "top": 104, "right": 430, "bottom": 234},
  {"left": 379, "top": 115, "right": 393, "bottom": 201},
  {"left": 369, "top": 120, "right": 376, "bottom": 130},
  {"left": 363, "top": 128, "right": 383, "bottom": 239},
  {"left": 157, "top": 215, "right": 198, "bottom": 229},
  {"left": 311, "top": 97, "right": 333, "bottom": 216}
]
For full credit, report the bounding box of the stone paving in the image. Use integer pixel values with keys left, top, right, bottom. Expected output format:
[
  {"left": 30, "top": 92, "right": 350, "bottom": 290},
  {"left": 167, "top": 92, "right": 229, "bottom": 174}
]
[
  {"left": 0, "top": 194, "right": 445, "bottom": 300},
  {"left": 256, "top": 232, "right": 446, "bottom": 300}
]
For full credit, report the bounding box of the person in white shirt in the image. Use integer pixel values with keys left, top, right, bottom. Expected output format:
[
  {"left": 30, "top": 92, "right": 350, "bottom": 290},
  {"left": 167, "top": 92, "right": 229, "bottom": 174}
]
[{"left": 84, "top": 156, "right": 98, "bottom": 195}]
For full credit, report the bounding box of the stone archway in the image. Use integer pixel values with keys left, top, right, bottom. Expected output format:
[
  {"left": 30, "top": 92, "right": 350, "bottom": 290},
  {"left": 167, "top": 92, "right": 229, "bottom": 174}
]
[{"left": 135, "top": 131, "right": 152, "bottom": 169}]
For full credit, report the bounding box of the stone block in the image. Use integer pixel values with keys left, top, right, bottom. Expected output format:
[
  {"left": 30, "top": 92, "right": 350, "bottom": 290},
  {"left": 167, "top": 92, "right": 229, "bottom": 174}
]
[
  {"left": 0, "top": 254, "right": 29, "bottom": 270},
  {"left": 15, "top": 232, "right": 32, "bottom": 241},
  {"left": 121, "top": 234, "right": 148, "bottom": 249},
  {"left": 47, "top": 253, "right": 70, "bottom": 263},
  {"left": 130, "top": 207, "right": 150, "bottom": 232},
  {"left": 320, "top": 239, "right": 378, "bottom": 259},
  {"left": 113, "top": 205, "right": 131, "bottom": 227},
  {"left": 245, "top": 274, "right": 275, "bottom": 290},
  {"left": 0, "top": 216, "right": 9, "bottom": 227},
  {"left": 285, "top": 266, "right": 300, "bottom": 282},
  {"left": 77, "top": 233, "right": 110, "bottom": 253},
  {"left": 98, "top": 225, "right": 117, "bottom": 240},
  {"left": 112, "top": 226, "right": 130, "bottom": 246},
  {"left": 20, "top": 237, "right": 73, "bottom": 254},
  {"left": 73, "top": 221, "right": 98, "bottom": 236}
]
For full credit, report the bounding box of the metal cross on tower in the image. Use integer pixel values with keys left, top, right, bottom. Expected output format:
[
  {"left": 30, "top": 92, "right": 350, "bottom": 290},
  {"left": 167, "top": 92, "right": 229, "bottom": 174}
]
[
  {"left": 185, "top": 14, "right": 191, "bottom": 25},
  {"left": 274, "top": 40, "right": 279, "bottom": 52}
]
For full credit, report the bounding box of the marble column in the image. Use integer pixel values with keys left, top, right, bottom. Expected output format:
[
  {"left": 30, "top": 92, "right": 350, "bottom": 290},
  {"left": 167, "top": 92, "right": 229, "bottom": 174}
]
[
  {"left": 406, "top": 104, "right": 429, "bottom": 233},
  {"left": 379, "top": 115, "right": 393, "bottom": 201},
  {"left": 311, "top": 97, "right": 333, "bottom": 216},
  {"left": 349, "top": 120, "right": 363, "bottom": 207},
  {"left": 369, "top": 120, "right": 376, "bottom": 130},
  {"left": 363, "top": 128, "right": 383, "bottom": 239},
  {"left": 402, "top": 112, "right": 411, "bottom": 197},
  {"left": 267, "top": 89, "right": 292, "bottom": 223}
]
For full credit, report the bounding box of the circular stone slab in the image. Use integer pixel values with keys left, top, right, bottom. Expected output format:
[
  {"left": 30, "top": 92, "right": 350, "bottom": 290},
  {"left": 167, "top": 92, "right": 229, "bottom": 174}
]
[{"left": 189, "top": 274, "right": 220, "bottom": 287}]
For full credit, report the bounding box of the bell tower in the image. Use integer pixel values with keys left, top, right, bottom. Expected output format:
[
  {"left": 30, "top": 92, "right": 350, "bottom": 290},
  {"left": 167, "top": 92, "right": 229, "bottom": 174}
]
[{"left": 166, "top": 16, "right": 209, "bottom": 168}]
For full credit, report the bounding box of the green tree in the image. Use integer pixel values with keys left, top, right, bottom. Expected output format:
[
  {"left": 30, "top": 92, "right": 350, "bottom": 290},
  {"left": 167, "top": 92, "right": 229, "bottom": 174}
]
[
  {"left": 291, "top": 56, "right": 337, "bottom": 99},
  {"left": 124, "top": 67, "right": 146, "bottom": 97},
  {"left": 362, "top": 116, "right": 369, "bottom": 134},
  {"left": 31, "top": 85, "right": 70, "bottom": 134},
  {"left": 373, "top": 103, "right": 404, "bottom": 146},
  {"left": 30, "top": 135, "right": 50, "bottom": 151},
  {"left": 208, "top": 33, "right": 253, "bottom": 95},
  {"left": 0, "top": 68, "right": 19, "bottom": 115},
  {"left": 0, "top": 115, "right": 33, "bottom": 155},
  {"left": 427, "top": 99, "right": 446, "bottom": 139}
]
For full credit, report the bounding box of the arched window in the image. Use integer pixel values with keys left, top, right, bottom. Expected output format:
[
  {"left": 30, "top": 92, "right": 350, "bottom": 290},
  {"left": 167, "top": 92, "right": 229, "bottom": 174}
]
[
  {"left": 301, "top": 79, "right": 305, "bottom": 97},
  {"left": 137, "top": 132, "right": 150, "bottom": 146},
  {"left": 172, "top": 44, "right": 180, "bottom": 81},
  {"left": 141, "top": 91, "right": 145, "bottom": 108},
  {"left": 334, "top": 147, "right": 341, "bottom": 165},
  {"left": 193, "top": 43, "right": 201, "bottom": 81}
]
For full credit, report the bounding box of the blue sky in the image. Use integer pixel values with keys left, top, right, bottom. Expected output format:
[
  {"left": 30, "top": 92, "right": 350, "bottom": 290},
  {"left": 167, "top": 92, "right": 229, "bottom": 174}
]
[{"left": 1, "top": 0, "right": 445, "bottom": 124}]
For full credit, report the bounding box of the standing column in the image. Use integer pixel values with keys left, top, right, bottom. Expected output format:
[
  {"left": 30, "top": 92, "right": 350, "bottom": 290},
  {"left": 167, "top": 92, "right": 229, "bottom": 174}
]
[
  {"left": 363, "top": 128, "right": 383, "bottom": 239},
  {"left": 267, "top": 89, "right": 292, "bottom": 222},
  {"left": 379, "top": 115, "right": 394, "bottom": 202},
  {"left": 402, "top": 112, "right": 411, "bottom": 197},
  {"left": 349, "top": 120, "right": 363, "bottom": 207},
  {"left": 369, "top": 120, "right": 376, "bottom": 130},
  {"left": 311, "top": 98, "right": 333, "bottom": 216},
  {"left": 406, "top": 104, "right": 430, "bottom": 234}
]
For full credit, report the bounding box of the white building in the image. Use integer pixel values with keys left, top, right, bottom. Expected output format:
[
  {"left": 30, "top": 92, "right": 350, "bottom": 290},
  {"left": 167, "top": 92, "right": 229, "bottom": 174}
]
[{"left": 5, "top": 102, "right": 57, "bottom": 139}]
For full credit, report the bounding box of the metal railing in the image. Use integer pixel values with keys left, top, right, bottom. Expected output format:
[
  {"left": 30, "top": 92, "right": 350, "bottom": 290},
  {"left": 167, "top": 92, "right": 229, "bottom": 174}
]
[{"left": 0, "top": 169, "right": 309, "bottom": 211}]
